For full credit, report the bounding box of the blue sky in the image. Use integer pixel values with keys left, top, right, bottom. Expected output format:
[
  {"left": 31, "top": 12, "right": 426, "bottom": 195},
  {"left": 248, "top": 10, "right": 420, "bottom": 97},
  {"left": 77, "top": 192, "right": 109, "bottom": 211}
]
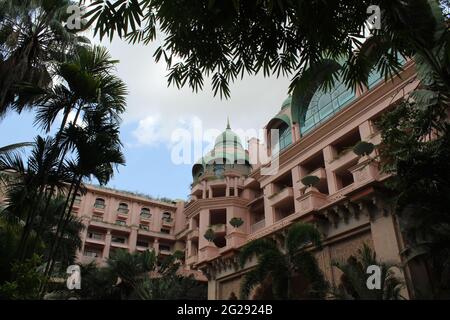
[{"left": 0, "top": 37, "right": 291, "bottom": 201}]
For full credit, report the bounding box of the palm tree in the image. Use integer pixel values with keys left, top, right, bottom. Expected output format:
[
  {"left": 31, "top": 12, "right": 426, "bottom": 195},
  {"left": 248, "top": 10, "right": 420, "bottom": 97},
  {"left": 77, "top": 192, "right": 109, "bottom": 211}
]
[
  {"left": 42, "top": 110, "right": 125, "bottom": 282},
  {"left": 0, "top": 0, "right": 89, "bottom": 116},
  {"left": 0, "top": 136, "right": 71, "bottom": 260},
  {"left": 0, "top": 142, "right": 32, "bottom": 184},
  {"left": 66, "top": 249, "right": 207, "bottom": 300},
  {"left": 331, "top": 244, "right": 405, "bottom": 300},
  {"left": 239, "top": 222, "right": 328, "bottom": 300},
  {"left": 27, "top": 45, "right": 127, "bottom": 232}
]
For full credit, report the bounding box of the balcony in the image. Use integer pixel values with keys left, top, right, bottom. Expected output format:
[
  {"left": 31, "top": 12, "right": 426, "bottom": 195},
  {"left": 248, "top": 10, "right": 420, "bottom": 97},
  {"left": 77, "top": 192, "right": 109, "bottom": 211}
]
[
  {"left": 349, "top": 156, "right": 380, "bottom": 187},
  {"left": 117, "top": 208, "right": 129, "bottom": 219},
  {"left": 162, "top": 217, "right": 174, "bottom": 227},
  {"left": 159, "top": 247, "right": 172, "bottom": 255},
  {"left": 92, "top": 204, "right": 105, "bottom": 214},
  {"left": 85, "top": 234, "right": 105, "bottom": 245},
  {"left": 186, "top": 255, "right": 198, "bottom": 265},
  {"left": 140, "top": 213, "right": 152, "bottom": 222},
  {"left": 269, "top": 187, "right": 294, "bottom": 207},
  {"left": 297, "top": 187, "right": 328, "bottom": 214},
  {"left": 328, "top": 148, "right": 359, "bottom": 172},
  {"left": 251, "top": 219, "right": 265, "bottom": 233},
  {"left": 91, "top": 215, "right": 103, "bottom": 223},
  {"left": 188, "top": 227, "right": 199, "bottom": 240},
  {"left": 210, "top": 224, "right": 226, "bottom": 235}
]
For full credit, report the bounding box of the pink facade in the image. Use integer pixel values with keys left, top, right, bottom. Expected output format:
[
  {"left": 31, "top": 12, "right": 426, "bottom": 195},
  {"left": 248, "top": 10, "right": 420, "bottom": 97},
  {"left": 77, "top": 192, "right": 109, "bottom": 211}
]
[
  {"left": 72, "top": 185, "right": 186, "bottom": 266},
  {"left": 0, "top": 59, "right": 425, "bottom": 299},
  {"left": 181, "top": 60, "right": 422, "bottom": 299}
]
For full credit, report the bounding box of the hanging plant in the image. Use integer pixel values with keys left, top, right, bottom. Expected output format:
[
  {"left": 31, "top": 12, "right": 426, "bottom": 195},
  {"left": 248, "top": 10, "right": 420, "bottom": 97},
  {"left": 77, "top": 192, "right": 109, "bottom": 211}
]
[
  {"left": 229, "top": 217, "right": 244, "bottom": 228},
  {"left": 204, "top": 228, "right": 216, "bottom": 242},
  {"left": 352, "top": 141, "right": 375, "bottom": 157},
  {"left": 301, "top": 175, "right": 320, "bottom": 188}
]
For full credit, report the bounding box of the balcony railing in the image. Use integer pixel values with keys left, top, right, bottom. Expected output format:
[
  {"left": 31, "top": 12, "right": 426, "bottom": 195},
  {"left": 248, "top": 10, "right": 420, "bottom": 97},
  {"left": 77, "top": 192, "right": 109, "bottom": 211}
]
[
  {"left": 117, "top": 208, "right": 129, "bottom": 214},
  {"left": 211, "top": 224, "right": 226, "bottom": 234},
  {"left": 269, "top": 187, "right": 294, "bottom": 207},
  {"left": 140, "top": 213, "right": 152, "bottom": 220},
  {"left": 162, "top": 217, "right": 174, "bottom": 226},
  {"left": 251, "top": 219, "right": 265, "bottom": 233}
]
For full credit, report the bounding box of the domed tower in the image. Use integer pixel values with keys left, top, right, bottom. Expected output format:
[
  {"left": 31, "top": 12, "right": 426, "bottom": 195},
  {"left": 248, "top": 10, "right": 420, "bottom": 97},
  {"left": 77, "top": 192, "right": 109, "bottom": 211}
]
[
  {"left": 186, "top": 119, "right": 253, "bottom": 268},
  {"left": 191, "top": 119, "right": 252, "bottom": 184}
]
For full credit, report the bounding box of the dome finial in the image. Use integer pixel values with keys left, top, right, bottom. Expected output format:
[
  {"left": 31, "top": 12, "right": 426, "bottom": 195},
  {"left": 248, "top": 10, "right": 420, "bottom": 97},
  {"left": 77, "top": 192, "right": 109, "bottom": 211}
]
[{"left": 226, "top": 116, "right": 231, "bottom": 130}]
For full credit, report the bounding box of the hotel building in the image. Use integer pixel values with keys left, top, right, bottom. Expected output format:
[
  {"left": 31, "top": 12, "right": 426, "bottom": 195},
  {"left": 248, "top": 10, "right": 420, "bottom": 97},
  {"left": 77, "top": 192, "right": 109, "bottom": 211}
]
[{"left": 3, "top": 58, "right": 427, "bottom": 299}]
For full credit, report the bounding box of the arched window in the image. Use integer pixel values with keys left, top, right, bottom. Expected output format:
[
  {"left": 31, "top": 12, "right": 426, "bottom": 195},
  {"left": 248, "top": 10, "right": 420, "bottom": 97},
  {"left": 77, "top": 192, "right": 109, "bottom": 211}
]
[
  {"left": 162, "top": 212, "right": 172, "bottom": 222},
  {"left": 214, "top": 163, "right": 225, "bottom": 177},
  {"left": 94, "top": 198, "right": 105, "bottom": 209},
  {"left": 300, "top": 77, "right": 355, "bottom": 135},
  {"left": 140, "top": 207, "right": 151, "bottom": 219},
  {"left": 117, "top": 203, "right": 129, "bottom": 214},
  {"left": 272, "top": 122, "right": 292, "bottom": 154}
]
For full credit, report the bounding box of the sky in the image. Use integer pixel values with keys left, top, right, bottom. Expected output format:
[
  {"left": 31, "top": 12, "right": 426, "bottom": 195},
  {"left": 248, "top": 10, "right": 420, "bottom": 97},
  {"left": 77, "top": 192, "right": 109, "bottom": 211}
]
[{"left": 0, "top": 35, "right": 292, "bottom": 201}]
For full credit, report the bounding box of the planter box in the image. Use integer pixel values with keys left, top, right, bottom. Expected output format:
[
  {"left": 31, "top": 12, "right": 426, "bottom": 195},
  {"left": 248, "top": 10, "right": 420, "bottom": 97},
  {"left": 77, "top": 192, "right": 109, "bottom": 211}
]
[
  {"left": 297, "top": 188, "right": 328, "bottom": 214},
  {"left": 350, "top": 156, "right": 380, "bottom": 186}
]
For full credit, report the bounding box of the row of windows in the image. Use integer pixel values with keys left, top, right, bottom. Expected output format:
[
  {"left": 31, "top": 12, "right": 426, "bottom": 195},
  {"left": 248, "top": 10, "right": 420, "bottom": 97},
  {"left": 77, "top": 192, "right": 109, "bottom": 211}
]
[
  {"left": 83, "top": 244, "right": 172, "bottom": 257},
  {"left": 90, "top": 197, "right": 172, "bottom": 219}
]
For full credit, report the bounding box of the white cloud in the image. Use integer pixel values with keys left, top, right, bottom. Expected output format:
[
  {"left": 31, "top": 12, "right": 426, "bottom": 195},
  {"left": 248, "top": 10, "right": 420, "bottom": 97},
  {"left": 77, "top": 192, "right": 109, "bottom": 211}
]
[
  {"left": 90, "top": 33, "right": 292, "bottom": 149},
  {"left": 132, "top": 115, "right": 162, "bottom": 146}
]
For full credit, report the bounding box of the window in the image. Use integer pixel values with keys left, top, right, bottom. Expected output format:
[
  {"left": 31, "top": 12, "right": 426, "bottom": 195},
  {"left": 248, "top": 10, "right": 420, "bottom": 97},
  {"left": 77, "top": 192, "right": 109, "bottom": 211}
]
[
  {"left": 159, "top": 244, "right": 171, "bottom": 252},
  {"left": 74, "top": 193, "right": 82, "bottom": 204},
  {"left": 140, "top": 207, "right": 151, "bottom": 219},
  {"left": 115, "top": 220, "right": 126, "bottom": 226},
  {"left": 94, "top": 198, "right": 105, "bottom": 209},
  {"left": 139, "top": 224, "right": 149, "bottom": 231},
  {"left": 160, "top": 228, "right": 171, "bottom": 234},
  {"left": 301, "top": 77, "right": 356, "bottom": 135},
  {"left": 92, "top": 215, "right": 103, "bottom": 222},
  {"left": 137, "top": 240, "right": 149, "bottom": 248},
  {"left": 214, "top": 163, "right": 225, "bottom": 177},
  {"left": 111, "top": 235, "right": 127, "bottom": 244},
  {"left": 84, "top": 249, "right": 101, "bottom": 258},
  {"left": 117, "top": 203, "right": 129, "bottom": 214},
  {"left": 87, "top": 231, "right": 103, "bottom": 240},
  {"left": 162, "top": 212, "right": 172, "bottom": 222},
  {"left": 272, "top": 122, "right": 292, "bottom": 154}
]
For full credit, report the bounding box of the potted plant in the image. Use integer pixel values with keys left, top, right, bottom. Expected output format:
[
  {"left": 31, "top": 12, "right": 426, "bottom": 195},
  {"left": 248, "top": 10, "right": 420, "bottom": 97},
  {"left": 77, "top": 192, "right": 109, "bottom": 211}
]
[
  {"left": 229, "top": 217, "right": 244, "bottom": 229},
  {"left": 204, "top": 228, "right": 216, "bottom": 242},
  {"left": 352, "top": 141, "right": 375, "bottom": 157}
]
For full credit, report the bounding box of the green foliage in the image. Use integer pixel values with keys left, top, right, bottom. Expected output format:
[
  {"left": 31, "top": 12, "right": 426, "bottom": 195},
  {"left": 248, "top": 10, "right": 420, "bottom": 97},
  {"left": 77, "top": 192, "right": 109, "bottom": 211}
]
[
  {"left": 229, "top": 217, "right": 244, "bottom": 228},
  {"left": 0, "top": 0, "right": 89, "bottom": 115},
  {"left": 239, "top": 223, "right": 328, "bottom": 299},
  {"left": 0, "top": 254, "right": 45, "bottom": 300},
  {"left": 374, "top": 0, "right": 450, "bottom": 298},
  {"left": 352, "top": 141, "right": 375, "bottom": 157},
  {"left": 300, "top": 175, "right": 320, "bottom": 188},
  {"left": 65, "top": 250, "right": 207, "bottom": 300},
  {"left": 204, "top": 228, "right": 216, "bottom": 242},
  {"left": 331, "top": 244, "right": 405, "bottom": 300}
]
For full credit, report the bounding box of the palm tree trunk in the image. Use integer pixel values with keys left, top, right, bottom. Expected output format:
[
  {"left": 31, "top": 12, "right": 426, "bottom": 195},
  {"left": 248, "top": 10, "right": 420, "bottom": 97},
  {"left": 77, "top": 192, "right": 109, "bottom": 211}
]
[{"left": 41, "top": 175, "right": 82, "bottom": 295}]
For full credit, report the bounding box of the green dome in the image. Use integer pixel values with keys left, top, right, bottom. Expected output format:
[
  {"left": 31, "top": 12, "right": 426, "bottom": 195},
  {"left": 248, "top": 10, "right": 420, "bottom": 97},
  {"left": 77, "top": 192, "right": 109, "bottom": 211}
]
[
  {"left": 192, "top": 119, "right": 250, "bottom": 179},
  {"left": 214, "top": 127, "right": 243, "bottom": 148},
  {"left": 281, "top": 96, "right": 292, "bottom": 109}
]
